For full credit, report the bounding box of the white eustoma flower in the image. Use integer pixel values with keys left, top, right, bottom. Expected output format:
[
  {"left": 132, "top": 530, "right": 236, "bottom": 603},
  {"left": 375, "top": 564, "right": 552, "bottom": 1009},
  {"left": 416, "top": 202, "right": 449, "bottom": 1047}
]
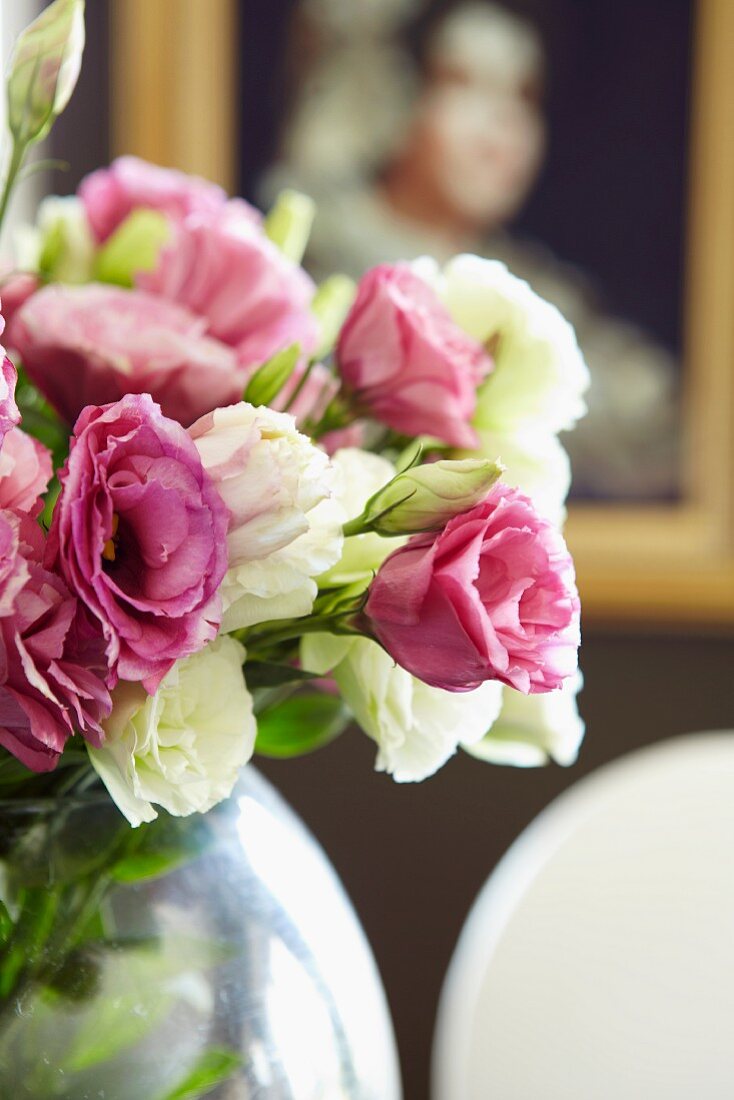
[
  {"left": 89, "top": 636, "right": 255, "bottom": 826},
  {"left": 416, "top": 254, "right": 590, "bottom": 435},
  {"left": 301, "top": 634, "right": 503, "bottom": 782},
  {"left": 465, "top": 673, "right": 585, "bottom": 768},
  {"left": 190, "top": 402, "right": 344, "bottom": 631},
  {"left": 319, "top": 447, "right": 404, "bottom": 587},
  {"left": 460, "top": 427, "right": 571, "bottom": 527}
]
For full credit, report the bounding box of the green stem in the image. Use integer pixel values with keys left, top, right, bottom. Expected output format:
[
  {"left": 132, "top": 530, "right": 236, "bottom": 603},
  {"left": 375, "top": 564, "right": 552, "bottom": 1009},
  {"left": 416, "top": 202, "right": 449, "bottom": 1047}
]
[
  {"left": 0, "top": 140, "right": 27, "bottom": 237},
  {"left": 245, "top": 611, "right": 363, "bottom": 654},
  {"left": 0, "top": 816, "right": 144, "bottom": 1026},
  {"left": 342, "top": 515, "right": 371, "bottom": 538}
]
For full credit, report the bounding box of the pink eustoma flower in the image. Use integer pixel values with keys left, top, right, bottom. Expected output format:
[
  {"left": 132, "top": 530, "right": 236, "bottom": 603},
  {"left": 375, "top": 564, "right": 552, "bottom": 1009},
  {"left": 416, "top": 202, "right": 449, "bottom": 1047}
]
[
  {"left": 0, "top": 340, "right": 20, "bottom": 448},
  {"left": 365, "top": 483, "right": 580, "bottom": 694},
  {"left": 0, "top": 510, "right": 111, "bottom": 772},
  {"left": 138, "top": 208, "right": 319, "bottom": 370},
  {"left": 79, "top": 155, "right": 239, "bottom": 242},
  {"left": 336, "top": 263, "right": 491, "bottom": 448},
  {"left": 0, "top": 272, "right": 39, "bottom": 332},
  {"left": 46, "top": 394, "right": 228, "bottom": 693},
  {"left": 11, "top": 284, "right": 246, "bottom": 427},
  {"left": 0, "top": 427, "right": 53, "bottom": 516}
]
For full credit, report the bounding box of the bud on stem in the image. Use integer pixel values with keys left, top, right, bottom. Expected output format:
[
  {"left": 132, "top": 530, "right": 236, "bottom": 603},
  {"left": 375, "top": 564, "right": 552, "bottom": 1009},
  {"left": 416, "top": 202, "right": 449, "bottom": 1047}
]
[{"left": 343, "top": 457, "right": 504, "bottom": 537}]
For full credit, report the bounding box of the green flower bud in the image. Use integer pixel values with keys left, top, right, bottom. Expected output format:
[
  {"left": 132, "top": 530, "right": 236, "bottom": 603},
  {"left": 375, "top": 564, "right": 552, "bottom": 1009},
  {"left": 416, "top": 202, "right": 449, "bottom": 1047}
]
[
  {"left": 93, "top": 209, "right": 171, "bottom": 287},
  {"left": 348, "top": 457, "right": 504, "bottom": 537},
  {"left": 7, "top": 0, "right": 85, "bottom": 146},
  {"left": 264, "top": 189, "right": 315, "bottom": 264}
]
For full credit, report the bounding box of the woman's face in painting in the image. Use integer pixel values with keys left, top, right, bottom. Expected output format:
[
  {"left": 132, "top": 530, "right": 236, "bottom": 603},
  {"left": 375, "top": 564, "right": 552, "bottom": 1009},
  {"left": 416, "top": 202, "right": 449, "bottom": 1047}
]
[{"left": 400, "top": 14, "right": 546, "bottom": 232}]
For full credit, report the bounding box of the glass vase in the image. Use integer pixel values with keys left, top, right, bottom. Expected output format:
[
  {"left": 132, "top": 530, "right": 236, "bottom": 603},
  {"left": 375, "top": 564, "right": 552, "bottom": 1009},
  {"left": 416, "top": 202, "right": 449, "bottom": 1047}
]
[{"left": 0, "top": 768, "right": 401, "bottom": 1099}]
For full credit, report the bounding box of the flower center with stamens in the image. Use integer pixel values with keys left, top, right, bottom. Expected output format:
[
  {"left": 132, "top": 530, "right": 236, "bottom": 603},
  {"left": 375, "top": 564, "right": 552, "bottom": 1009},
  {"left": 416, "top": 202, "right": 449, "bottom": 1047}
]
[
  {"left": 484, "top": 331, "right": 503, "bottom": 361},
  {"left": 102, "top": 513, "right": 119, "bottom": 562}
]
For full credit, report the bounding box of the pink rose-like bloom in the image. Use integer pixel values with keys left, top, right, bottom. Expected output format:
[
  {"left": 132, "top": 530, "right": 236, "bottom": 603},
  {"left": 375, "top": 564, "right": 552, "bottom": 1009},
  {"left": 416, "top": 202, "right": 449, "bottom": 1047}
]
[
  {"left": 46, "top": 394, "right": 228, "bottom": 693},
  {"left": 11, "top": 284, "right": 246, "bottom": 427},
  {"left": 336, "top": 263, "right": 491, "bottom": 448},
  {"left": 0, "top": 351, "right": 20, "bottom": 448},
  {"left": 0, "top": 428, "right": 53, "bottom": 515},
  {"left": 0, "top": 273, "right": 39, "bottom": 333},
  {"left": 365, "top": 483, "right": 580, "bottom": 694},
  {"left": 138, "top": 210, "right": 319, "bottom": 370},
  {"left": 79, "top": 156, "right": 239, "bottom": 242},
  {"left": 0, "top": 510, "right": 111, "bottom": 772}
]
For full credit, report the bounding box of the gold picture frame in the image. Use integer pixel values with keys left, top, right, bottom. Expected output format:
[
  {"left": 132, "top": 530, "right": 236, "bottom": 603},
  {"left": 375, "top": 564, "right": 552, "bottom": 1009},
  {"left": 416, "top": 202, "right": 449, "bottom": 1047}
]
[{"left": 110, "top": 0, "right": 734, "bottom": 626}]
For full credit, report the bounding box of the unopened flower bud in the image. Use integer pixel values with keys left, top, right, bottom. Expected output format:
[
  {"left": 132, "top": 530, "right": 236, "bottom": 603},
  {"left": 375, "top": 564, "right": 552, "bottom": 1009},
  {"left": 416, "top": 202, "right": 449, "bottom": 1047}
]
[
  {"left": 264, "top": 189, "right": 315, "bottom": 264},
  {"left": 351, "top": 457, "right": 503, "bottom": 536},
  {"left": 7, "top": 0, "right": 85, "bottom": 146}
]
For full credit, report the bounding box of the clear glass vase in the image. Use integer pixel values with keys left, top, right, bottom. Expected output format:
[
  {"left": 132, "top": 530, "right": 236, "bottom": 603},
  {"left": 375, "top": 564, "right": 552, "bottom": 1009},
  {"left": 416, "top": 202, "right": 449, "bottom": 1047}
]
[{"left": 0, "top": 768, "right": 401, "bottom": 1099}]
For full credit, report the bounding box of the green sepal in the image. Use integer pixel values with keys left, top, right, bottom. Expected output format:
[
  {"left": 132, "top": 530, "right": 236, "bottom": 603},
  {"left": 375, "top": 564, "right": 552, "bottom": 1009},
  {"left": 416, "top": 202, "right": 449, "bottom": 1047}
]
[{"left": 244, "top": 344, "right": 300, "bottom": 407}]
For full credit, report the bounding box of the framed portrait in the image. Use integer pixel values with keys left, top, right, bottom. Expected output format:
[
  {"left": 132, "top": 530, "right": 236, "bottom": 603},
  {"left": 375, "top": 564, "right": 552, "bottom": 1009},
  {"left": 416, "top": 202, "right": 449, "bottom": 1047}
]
[{"left": 110, "top": 0, "right": 734, "bottom": 624}]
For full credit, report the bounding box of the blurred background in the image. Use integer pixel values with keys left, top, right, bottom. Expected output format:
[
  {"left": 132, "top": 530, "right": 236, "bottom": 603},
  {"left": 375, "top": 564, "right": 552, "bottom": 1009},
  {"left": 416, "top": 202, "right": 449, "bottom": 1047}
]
[{"left": 3, "top": 1, "right": 734, "bottom": 1097}]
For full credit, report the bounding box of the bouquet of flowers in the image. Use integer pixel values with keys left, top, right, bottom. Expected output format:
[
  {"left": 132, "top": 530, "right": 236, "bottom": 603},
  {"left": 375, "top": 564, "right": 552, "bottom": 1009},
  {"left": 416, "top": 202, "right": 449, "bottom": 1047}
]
[
  {"left": 0, "top": 3, "right": 587, "bottom": 1091},
  {"left": 0, "top": 0, "right": 588, "bottom": 820}
]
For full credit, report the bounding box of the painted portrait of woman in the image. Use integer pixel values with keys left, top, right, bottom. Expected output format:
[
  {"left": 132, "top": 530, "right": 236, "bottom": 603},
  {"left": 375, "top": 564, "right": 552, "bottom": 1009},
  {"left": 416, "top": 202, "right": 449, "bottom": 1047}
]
[{"left": 250, "top": 0, "right": 689, "bottom": 501}]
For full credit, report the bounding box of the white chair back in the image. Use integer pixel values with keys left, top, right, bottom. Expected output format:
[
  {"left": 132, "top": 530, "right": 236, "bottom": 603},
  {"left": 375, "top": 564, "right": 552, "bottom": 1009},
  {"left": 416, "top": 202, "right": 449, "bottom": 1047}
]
[{"left": 433, "top": 733, "right": 734, "bottom": 1100}]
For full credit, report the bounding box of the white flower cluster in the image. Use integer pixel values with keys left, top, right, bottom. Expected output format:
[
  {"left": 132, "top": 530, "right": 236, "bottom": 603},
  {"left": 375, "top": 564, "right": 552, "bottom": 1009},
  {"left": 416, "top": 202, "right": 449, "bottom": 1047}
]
[{"left": 90, "top": 636, "right": 256, "bottom": 826}]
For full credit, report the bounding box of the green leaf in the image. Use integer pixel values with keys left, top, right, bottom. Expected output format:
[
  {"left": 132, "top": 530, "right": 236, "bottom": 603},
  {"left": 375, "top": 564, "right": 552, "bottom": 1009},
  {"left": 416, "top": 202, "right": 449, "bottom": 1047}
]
[
  {"left": 0, "top": 901, "right": 13, "bottom": 948},
  {"left": 159, "top": 1049, "right": 243, "bottom": 1100},
  {"left": 110, "top": 812, "right": 212, "bottom": 883},
  {"left": 111, "top": 848, "right": 191, "bottom": 884},
  {"left": 244, "top": 660, "right": 318, "bottom": 690},
  {"left": 15, "top": 365, "right": 70, "bottom": 462},
  {"left": 61, "top": 948, "right": 173, "bottom": 1072},
  {"left": 0, "top": 750, "right": 38, "bottom": 789},
  {"left": 244, "top": 343, "right": 299, "bottom": 407},
  {"left": 61, "top": 936, "right": 236, "bottom": 1075},
  {"left": 255, "top": 692, "right": 350, "bottom": 758},
  {"left": 46, "top": 945, "right": 101, "bottom": 1001}
]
